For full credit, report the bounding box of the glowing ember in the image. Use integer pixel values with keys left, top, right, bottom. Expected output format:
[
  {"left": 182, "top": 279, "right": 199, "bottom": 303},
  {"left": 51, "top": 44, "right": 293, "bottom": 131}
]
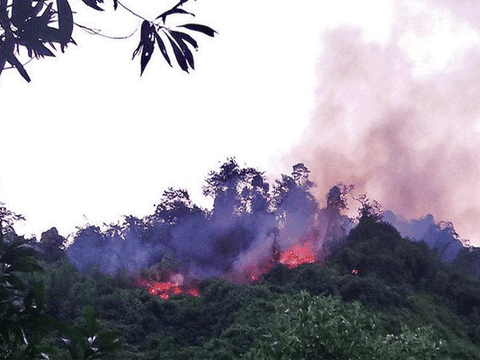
[
  {"left": 136, "top": 274, "right": 200, "bottom": 300},
  {"left": 236, "top": 263, "right": 274, "bottom": 283},
  {"left": 279, "top": 244, "right": 314, "bottom": 268},
  {"left": 187, "top": 288, "right": 200, "bottom": 297}
]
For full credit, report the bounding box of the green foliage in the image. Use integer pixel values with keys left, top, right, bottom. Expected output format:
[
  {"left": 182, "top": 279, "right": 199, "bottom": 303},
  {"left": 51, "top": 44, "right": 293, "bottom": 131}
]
[
  {"left": 327, "top": 218, "right": 442, "bottom": 289},
  {"left": 4, "top": 187, "right": 480, "bottom": 359},
  {"left": 33, "top": 251, "right": 480, "bottom": 360},
  {"left": 60, "top": 304, "right": 122, "bottom": 360},
  {"left": 38, "top": 228, "right": 66, "bottom": 263},
  {"left": 0, "top": 200, "right": 124, "bottom": 360},
  {"left": 243, "top": 291, "right": 443, "bottom": 360},
  {"left": 453, "top": 247, "right": 480, "bottom": 281},
  {"left": 0, "top": 233, "right": 50, "bottom": 359}
]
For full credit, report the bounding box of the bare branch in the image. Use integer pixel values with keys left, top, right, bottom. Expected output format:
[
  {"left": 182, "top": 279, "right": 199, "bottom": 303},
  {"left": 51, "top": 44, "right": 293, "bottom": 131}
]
[
  {"left": 116, "top": 0, "right": 146, "bottom": 21},
  {"left": 75, "top": 22, "right": 138, "bottom": 39},
  {"left": 3, "top": 57, "right": 34, "bottom": 70},
  {"left": 156, "top": 0, "right": 192, "bottom": 23}
]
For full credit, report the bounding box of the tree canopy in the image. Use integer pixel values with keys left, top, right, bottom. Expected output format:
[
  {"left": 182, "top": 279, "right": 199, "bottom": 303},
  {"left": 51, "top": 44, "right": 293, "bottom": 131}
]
[{"left": 0, "top": 0, "right": 216, "bottom": 82}]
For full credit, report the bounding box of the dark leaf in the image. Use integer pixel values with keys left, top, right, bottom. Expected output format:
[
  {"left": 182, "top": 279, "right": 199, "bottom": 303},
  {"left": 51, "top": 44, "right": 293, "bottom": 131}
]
[
  {"left": 83, "top": 305, "right": 99, "bottom": 336},
  {"left": 10, "top": 0, "right": 71, "bottom": 57},
  {"left": 165, "top": 32, "right": 189, "bottom": 72},
  {"left": 11, "top": 0, "right": 38, "bottom": 27},
  {"left": 39, "top": 2, "right": 54, "bottom": 23},
  {"left": 1, "top": 242, "right": 40, "bottom": 263},
  {"left": 170, "top": 30, "right": 198, "bottom": 50},
  {"left": 5, "top": 52, "right": 30, "bottom": 82},
  {"left": 94, "top": 330, "right": 123, "bottom": 351},
  {"left": 132, "top": 42, "right": 142, "bottom": 60},
  {"left": 156, "top": 8, "right": 194, "bottom": 22},
  {"left": 56, "top": 0, "right": 74, "bottom": 51},
  {"left": 171, "top": 32, "right": 194, "bottom": 69},
  {"left": 5, "top": 273, "right": 26, "bottom": 291},
  {"left": 81, "top": 0, "right": 104, "bottom": 11},
  {"left": 0, "top": 44, "right": 10, "bottom": 78},
  {"left": 141, "top": 40, "right": 155, "bottom": 74},
  {"left": 154, "top": 31, "right": 172, "bottom": 67},
  {"left": 178, "top": 23, "right": 217, "bottom": 37},
  {"left": 25, "top": 41, "right": 56, "bottom": 58},
  {"left": 137, "top": 21, "right": 156, "bottom": 75},
  {"left": 33, "top": 281, "right": 45, "bottom": 311},
  {"left": 9, "top": 257, "right": 43, "bottom": 273},
  {"left": 25, "top": 287, "right": 34, "bottom": 309},
  {"left": 132, "top": 20, "right": 151, "bottom": 59},
  {"left": 47, "top": 316, "right": 85, "bottom": 345}
]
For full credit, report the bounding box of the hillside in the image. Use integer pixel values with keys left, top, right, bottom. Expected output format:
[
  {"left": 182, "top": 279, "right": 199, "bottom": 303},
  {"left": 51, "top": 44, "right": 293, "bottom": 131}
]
[
  {"left": 2, "top": 160, "right": 480, "bottom": 359},
  {"left": 10, "top": 214, "right": 474, "bottom": 359}
]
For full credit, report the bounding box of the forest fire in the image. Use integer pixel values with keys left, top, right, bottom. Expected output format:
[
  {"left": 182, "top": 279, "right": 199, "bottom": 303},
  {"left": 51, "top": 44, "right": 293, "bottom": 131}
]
[
  {"left": 136, "top": 274, "right": 200, "bottom": 300},
  {"left": 279, "top": 244, "right": 315, "bottom": 268},
  {"left": 67, "top": 161, "right": 352, "bottom": 300},
  {"left": 237, "top": 243, "right": 316, "bottom": 284},
  {"left": 137, "top": 242, "right": 317, "bottom": 296}
]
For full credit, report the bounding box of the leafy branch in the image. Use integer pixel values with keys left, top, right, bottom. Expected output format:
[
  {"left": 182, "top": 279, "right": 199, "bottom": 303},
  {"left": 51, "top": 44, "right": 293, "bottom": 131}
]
[{"left": 0, "top": 0, "right": 216, "bottom": 82}]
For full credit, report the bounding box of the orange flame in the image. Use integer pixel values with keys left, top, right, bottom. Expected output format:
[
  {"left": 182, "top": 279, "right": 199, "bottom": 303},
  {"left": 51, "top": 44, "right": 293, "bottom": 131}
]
[
  {"left": 279, "top": 244, "right": 314, "bottom": 268},
  {"left": 136, "top": 274, "right": 200, "bottom": 300},
  {"left": 136, "top": 243, "right": 316, "bottom": 295}
]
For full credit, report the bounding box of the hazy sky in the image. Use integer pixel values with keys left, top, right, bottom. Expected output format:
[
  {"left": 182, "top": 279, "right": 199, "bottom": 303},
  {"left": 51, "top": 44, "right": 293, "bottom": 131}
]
[{"left": 1, "top": 0, "right": 480, "bottom": 245}]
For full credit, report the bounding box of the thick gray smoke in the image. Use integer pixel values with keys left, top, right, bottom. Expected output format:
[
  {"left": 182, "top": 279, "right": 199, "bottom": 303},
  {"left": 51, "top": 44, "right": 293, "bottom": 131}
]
[
  {"left": 290, "top": 1, "right": 480, "bottom": 245},
  {"left": 383, "top": 211, "right": 464, "bottom": 263}
]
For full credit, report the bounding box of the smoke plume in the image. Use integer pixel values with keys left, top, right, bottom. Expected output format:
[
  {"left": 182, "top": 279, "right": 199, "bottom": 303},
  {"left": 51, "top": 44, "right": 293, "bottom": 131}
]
[{"left": 291, "top": 1, "right": 480, "bottom": 244}]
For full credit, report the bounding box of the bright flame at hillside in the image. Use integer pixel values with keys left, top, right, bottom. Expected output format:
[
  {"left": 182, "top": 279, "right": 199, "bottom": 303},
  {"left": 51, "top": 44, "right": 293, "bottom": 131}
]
[
  {"left": 136, "top": 274, "right": 200, "bottom": 300},
  {"left": 279, "top": 244, "right": 315, "bottom": 268},
  {"left": 65, "top": 159, "right": 470, "bottom": 301}
]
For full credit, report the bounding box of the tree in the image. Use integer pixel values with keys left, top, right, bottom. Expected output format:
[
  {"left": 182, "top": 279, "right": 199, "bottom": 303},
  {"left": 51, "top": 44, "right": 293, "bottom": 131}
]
[
  {"left": 0, "top": 202, "right": 53, "bottom": 359},
  {"left": 0, "top": 201, "right": 25, "bottom": 243},
  {"left": 243, "top": 291, "right": 444, "bottom": 360},
  {"left": 151, "top": 188, "right": 203, "bottom": 225},
  {"left": 38, "top": 227, "right": 66, "bottom": 263},
  {"left": 203, "top": 158, "right": 269, "bottom": 225},
  {"left": 0, "top": 0, "right": 216, "bottom": 82},
  {"left": 0, "top": 233, "right": 47, "bottom": 359},
  {"left": 355, "top": 194, "right": 383, "bottom": 225},
  {"left": 319, "top": 183, "right": 354, "bottom": 256},
  {"left": 273, "top": 163, "right": 317, "bottom": 217}
]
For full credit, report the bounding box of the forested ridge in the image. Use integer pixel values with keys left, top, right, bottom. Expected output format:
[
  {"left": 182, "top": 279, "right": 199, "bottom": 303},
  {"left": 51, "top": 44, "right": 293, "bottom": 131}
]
[{"left": 1, "top": 159, "right": 480, "bottom": 359}]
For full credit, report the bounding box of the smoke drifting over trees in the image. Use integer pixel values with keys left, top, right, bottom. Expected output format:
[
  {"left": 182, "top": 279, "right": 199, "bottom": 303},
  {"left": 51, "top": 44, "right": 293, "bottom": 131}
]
[
  {"left": 66, "top": 159, "right": 353, "bottom": 278},
  {"left": 290, "top": 0, "right": 480, "bottom": 245},
  {"left": 64, "top": 158, "right": 473, "bottom": 283}
]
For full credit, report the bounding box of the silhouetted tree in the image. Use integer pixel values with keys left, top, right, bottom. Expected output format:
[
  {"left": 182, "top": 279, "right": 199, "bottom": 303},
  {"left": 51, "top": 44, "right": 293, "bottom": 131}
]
[
  {"left": 66, "top": 225, "right": 106, "bottom": 271},
  {"left": 203, "top": 158, "right": 269, "bottom": 225},
  {"left": 38, "top": 226, "right": 66, "bottom": 262},
  {"left": 151, "top": 188, "right": 203, "bottom": 225},
  {"left": 273, "top": 163, "right": 318, "bottom": 221},
  {"left": 0, "top": 203, "right": 54, "bottom": 359},
  {"left": 0, "top": 201, "right": 25, "bottom": 243},
  {"left": 355, "top": 194, "right": 383, "bottom": 225},
  {"left": 320, "top": 183, "right": 354, "bottom": 254},
  {"left": 0, "top": 0, "right": 216, "bottom": 82}
]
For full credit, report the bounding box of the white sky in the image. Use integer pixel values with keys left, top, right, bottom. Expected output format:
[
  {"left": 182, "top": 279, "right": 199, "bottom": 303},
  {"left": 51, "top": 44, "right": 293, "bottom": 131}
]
[{"left": 1, "top": 0, "right": 479, "bottom": 240}]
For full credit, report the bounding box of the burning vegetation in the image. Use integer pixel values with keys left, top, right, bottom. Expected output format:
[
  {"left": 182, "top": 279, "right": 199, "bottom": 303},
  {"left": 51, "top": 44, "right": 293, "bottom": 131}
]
[
  {"left": 3, "top": 160, "right": 480, "bottom": 359},
  {"left": 65, "top": 158, "right": 471, "bottom": 302},
  {"left": 279, "top": 243, "right": 315, "bottom": 268},
  {"left": 66, "top": 159, "right": 354, "bottom": 296},
  {"left": 136, "top": 273, "right": 200, "bottom": 300}
]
